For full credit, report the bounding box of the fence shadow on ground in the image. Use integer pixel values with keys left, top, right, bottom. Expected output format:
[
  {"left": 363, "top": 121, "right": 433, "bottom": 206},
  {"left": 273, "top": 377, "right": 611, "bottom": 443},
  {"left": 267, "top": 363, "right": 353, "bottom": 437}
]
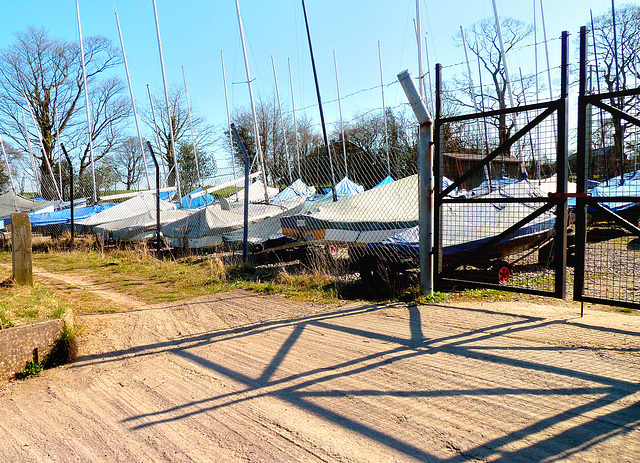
[{"left": 76, "top": 301, "right": 640, "bottom": 462}]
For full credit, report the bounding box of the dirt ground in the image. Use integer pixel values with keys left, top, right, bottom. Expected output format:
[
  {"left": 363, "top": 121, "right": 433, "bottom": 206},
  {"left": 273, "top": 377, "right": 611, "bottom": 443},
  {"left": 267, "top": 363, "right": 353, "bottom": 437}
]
[{"left": 0, "top": 280, "right": 639, "bottom": 461}]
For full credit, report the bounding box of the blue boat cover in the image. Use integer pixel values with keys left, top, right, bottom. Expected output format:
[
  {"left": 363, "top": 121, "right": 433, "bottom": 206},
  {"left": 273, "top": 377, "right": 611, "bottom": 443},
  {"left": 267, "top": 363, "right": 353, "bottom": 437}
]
[
  {"left": 314, "top": 176, "right": 364, "bottom": 201},
  {"left": 271, "top": 179, "right": 316, "bottom": 203},
  {"left": 181, "top": 188, "right": 215, "bottom": 209},
  {"left": 7, "top": 204, "right": 116, "bottom": 227},
  {"left": 373, "top": 175, "right": 394, "bottom": 189}
]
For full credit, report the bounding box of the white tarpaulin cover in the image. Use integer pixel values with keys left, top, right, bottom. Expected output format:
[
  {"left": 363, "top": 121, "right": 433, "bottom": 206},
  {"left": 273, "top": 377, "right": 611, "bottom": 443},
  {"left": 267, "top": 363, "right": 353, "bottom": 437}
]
[{"left": 79, "top": 194, "right": 176, "bottom": 227}]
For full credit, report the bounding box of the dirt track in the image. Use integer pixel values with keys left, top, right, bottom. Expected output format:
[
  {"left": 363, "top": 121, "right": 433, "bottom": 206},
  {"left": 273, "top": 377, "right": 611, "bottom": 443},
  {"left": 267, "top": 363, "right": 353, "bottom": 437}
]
[{"left": 0, "top": 289, "right": 639, "bottom": 462}]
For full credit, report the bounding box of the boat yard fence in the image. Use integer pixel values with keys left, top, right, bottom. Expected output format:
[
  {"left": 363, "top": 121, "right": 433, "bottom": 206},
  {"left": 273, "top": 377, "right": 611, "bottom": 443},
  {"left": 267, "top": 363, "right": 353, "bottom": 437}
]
[{"left": 2, "top": 25, "right": 640, "bottom": 311}]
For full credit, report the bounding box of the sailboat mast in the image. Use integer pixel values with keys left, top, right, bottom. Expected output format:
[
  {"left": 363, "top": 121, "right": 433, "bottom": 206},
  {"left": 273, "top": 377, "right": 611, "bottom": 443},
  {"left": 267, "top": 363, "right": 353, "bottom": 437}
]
[
  {"left": 54, "top": 112, "right": 63, "bottom": 197},
  {"left": 152, "top": 0, "right": 182, "bottom": 202},
  {"left": 491, "top": 0, "right": 516, "bottom": 109},
  {"left": 271, "top": 56, "right": 292, "bottom": 184},
  {"left": 146, "top": 84, "right": 168, "bottom": 186},
  {"left": 378, "top": 42, "right": 391, "bottom": 177},
  {"left": 22, "top": 110, "right": 41, "bottom": 197},
  {"left": 76, "top": 0, "right": 98, "bottom": 204},
  {"left": 181, "top": 66, "right": 202, "bottom": 187},
  {"left": 492, "top": 0, "right": 524, "bottom": 174},
  {"left": 235, "top": 0, "right": 269, "bottom": 202},
  {"left": 115, "top": 10, "right": 152, "bottom": 190},
  {"left": 22, "top": 90, "right": 62, "bottom": 201},
  {"left": 333, "top": 50, "right": 348, "bottom": 178},
  {"left": 301, "top": 0, "right": 337, "bottom": 201},
  {"left": 221, "top": 51, "right": 238, "bottom": 193},
  {"left": 0, "top": 134, "right": 15, "bottom": 191},
  {"left": 461, "top": 26, "right": 489, "bottom": 183},
  {"left": 416, "top": 0, "right": 424, "bottom": 98},
  {"left": 539, "top": 0, "right": 554, "bottom": 100},
  {"left": 424, "top": 35, "right": 433, "bottom": 112},
  {"left": 288, "top": 58, "right": 302, "bottom": 179}
]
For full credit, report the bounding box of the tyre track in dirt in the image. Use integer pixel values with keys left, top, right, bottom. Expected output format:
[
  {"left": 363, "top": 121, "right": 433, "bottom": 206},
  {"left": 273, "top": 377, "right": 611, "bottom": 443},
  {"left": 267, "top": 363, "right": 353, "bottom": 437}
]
[
  {"left": 0, "top": 263, "right": 146, "bottom": 311},
  {"left": 0, "top": 289, "right": 639, "bottom": 462}
]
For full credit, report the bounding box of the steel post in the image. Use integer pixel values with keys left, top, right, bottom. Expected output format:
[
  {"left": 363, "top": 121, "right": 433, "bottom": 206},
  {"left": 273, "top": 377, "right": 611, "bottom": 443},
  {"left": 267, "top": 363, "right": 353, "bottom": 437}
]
[{"left": 398, "top": 69, "right": 433, "bottom": 296}]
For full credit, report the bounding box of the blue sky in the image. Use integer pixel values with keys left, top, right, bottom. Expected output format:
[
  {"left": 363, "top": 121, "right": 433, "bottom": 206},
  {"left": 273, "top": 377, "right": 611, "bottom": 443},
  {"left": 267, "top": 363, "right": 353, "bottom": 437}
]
[{"left": 0, "top": 0, "right": 616, "bottom": 166}]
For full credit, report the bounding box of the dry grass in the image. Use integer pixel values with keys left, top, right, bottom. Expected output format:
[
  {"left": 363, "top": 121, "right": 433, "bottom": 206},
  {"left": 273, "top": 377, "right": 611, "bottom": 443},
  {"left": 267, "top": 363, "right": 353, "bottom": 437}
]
[{"left": 0, "top": 269, "right": 69, "bottom": 328}]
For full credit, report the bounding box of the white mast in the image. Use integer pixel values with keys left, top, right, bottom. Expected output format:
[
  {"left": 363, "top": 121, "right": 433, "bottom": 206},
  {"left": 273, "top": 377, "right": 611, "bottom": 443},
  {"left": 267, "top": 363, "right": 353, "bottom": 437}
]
[
  {"left": 539, "top": 0, "right": 554, "bottom": 100},
  {"left": 152, "top": 0, "right": 182, "bottom": 202},
  {"left": 288, "top": 58, "right": 301, "bottom": 179},
  {"left": 146, "top": 84, "right": 168, "bottom": 186},
  {"left": 378, "top": 42, "right": 391, "bottom": 177},
  {"left": 76, "top": 0, "right": 98, "bottom": 204},
  {"left": 491, "top": 0, "right": 516, "bottom": 110},
  {"left": 235, "top": 0, "right": 269, "bottom": 202},
  {"left": 416, "top": 1, "right": 424, "bottom": 98},
  {"left": 492, "top": 0, "right": 524, "bottom": 172},
  {"left": 221, "top": 51, "right": 238, "bottom": 193},
  {"left": 22, "top": 90, "right": 62, "bottom": 201},
  {"left": 115, "top": 10, "right": 151, "bottom": 190},
  {"left": 461, "top": 26, "right": 489, "bottom": 183},
  {"left": 271, "top": 56, "right": 292, "bottom": 184},
  {"left": 181, "top": 66, "right": 202, "bottom": 187},
  {"left": 424, "top": 35, "right": 433, "bottom": 113},
  {"left": 0, "top": 134, "right": 15, "bottom": 191},
  {"left": 54, "top": 111, "right": 63, "bottom": 196},
  {"left": 333, "top": 50, "right": 348, "bottom": 177},
  {"left": 22, "top": 110, "right": 41, "bottom": 197}
]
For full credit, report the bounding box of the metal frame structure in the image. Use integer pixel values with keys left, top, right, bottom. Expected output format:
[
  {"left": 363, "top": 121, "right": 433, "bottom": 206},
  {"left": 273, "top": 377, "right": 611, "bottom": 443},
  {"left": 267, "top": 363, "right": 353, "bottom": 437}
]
[
  {"left": 574, "top": 26, "right": 640, "bottom": 310},
  {"left": 433, "top": 32, "right": 569, "bottom": 298}
]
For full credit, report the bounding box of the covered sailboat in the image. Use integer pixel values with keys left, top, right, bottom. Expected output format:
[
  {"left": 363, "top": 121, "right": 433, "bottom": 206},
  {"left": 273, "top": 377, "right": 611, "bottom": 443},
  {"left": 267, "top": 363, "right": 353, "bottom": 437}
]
[
  {"left": 281, "top": 174, "right": 417, "bottom": 244},
  {"left": 78, "top": 194, "right": 176, "bottom": 229},
  {"left": 163, "top": 196, "right": 306, "bottom": 249}
]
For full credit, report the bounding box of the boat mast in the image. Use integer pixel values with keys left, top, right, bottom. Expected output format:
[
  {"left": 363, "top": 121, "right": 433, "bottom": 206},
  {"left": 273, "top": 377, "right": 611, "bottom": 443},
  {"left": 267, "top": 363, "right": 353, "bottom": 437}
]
[
  {"left": 333, "top": 50, "right": 348, "bottom": 178},
  {"left": 22, "top": 110, "right": 41, "bottom": 197},
  {"left": 181, "top": 66, "right": 202, "bottom": 187},
  {"left": 22, "top": 90, "right": 62, "bottom": 201},
  {"left": 378, "top": 42, "right": 391, "bottom": 178},
  {"left": 288, "top": 58, "right": 302, "bottom": 179},
  {"left": 146, "top": 84, "right": 168, "bottom": 187},
  {"left": 416, "top": 0, "right": 424, "bottom": 98},
  {"left": 492, "top": 0, "right": 524, "bottom": 174},
  {"left": 235, "top": 0, "right": 269, "bottom": 202},
  {"left": 221, "top": 51, "right": 238, "bottom": 194},
  {"left": 538, "top": 0, "right": 554, "bottom": 101},
  {"left": 271, "top": 56, "right": 293, "bottom": 184},
  {"left": 424, "top": 35, "right": 433, "bottom": 113},
  {"left": 152, "top": 0, "right": 182, "bottom": 202},
  {"left": 301, "top": 0, "right": 337, "bottom": 201},
  {"left": 461, "top": 26, "right": 489, "bottom": 183},
  {"left": 54, "top": 111, "right": 63, "bottom": 196},
  {"left": 0, "top": 134, "right": 15, "bottom": 192},
  {"left": 76, "top": 0, "right": 98, "bottom": 204},
  {"left": 115, "top": 10, "right": 151, "bottom": 190}
]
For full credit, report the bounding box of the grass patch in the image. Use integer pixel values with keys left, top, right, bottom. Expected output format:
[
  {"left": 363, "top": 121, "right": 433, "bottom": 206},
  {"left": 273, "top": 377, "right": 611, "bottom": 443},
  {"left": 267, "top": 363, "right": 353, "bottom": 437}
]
[
  {"left": 0, "top": 275, "right": 71, "bottom": 328},
  {"left": 15, "top": 360, "right": 43, "bottom": 379},
  {"left": 617, "top": 307, "right": 635, "bottom": 314}
]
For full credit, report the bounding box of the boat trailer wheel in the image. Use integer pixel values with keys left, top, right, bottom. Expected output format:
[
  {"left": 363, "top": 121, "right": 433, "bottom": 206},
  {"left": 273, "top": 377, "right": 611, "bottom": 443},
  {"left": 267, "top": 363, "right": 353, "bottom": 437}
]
[{"left": 497, "top": 264, "right": 511, "bottom": 285}]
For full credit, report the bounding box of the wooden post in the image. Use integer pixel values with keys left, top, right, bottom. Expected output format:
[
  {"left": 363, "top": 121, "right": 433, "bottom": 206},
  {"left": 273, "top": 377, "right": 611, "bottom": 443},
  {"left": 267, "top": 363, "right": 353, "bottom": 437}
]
[{"left": 11, "top": 213, "right": 32, "bottom": 286}]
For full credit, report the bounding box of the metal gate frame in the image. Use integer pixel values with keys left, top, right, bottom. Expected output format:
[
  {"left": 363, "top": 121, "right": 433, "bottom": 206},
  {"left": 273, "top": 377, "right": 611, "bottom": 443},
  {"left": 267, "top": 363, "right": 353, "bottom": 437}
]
[
  {"left": 574, "top": 26, "right": 640, "bottom": 310},
  {"left": 433, "top": 31, "right": 570, "bottom": 298}
]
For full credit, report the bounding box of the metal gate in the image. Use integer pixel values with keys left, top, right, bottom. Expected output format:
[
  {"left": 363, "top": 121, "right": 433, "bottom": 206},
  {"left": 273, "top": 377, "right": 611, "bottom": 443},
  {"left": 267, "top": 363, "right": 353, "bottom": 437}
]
[
  {"left": 574, "top": 26, "right": 640, "bottom": 310},
  {"left": 433, "top": 32, "right": 570, "bottom": 298}
]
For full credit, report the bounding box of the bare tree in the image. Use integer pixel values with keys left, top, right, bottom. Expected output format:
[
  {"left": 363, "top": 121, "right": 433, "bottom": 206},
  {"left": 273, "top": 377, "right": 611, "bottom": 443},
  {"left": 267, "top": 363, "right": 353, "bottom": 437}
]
[
  {"left": 144, "top": 85, "right": 215, "bottom": 188},
  {"left": 0, "top": 27, "right": 127, "bottom": 199},
  {"left": 590, "top": 4, "right": 640, "bottom": 180},
  {"left": 112, "top": 136, "right": 144, "bottom": 190},
  {"left": 232, "top": 93, "right": 294, "bottom": 187},
  {"left": 454, "top": 17, "right": 534, "bottom": 149}
]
